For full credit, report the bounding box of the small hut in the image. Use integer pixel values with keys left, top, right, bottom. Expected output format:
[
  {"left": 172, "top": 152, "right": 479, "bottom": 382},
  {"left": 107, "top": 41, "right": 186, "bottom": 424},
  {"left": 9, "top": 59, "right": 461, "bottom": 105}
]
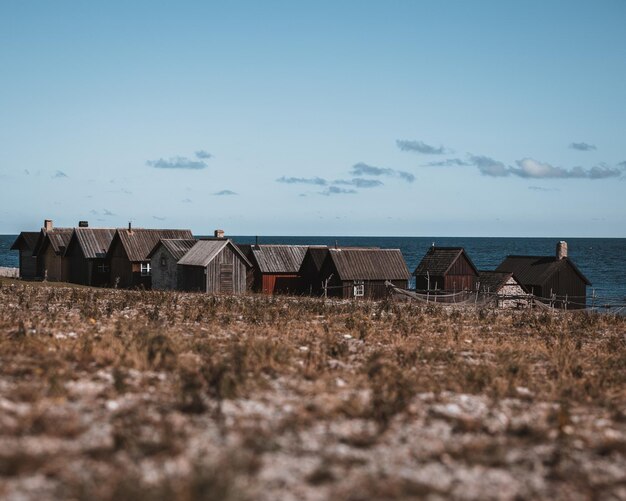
[
  {"left": 413, "top": 246, "right": 479, "bottom": 292},
  {"left": 148, "top": 238, "right": 198, "bottom": 290},
  {"left": 33, "top": 226, "right": 73, "bottom": 282},
  {"left": 64, "top": 228, "right": 116, "bottom": 286},
  {"left": 10, "top": 231, "right": 40, "bottom": 279},
  {"left": 478, "top": 271, "right": 528, "bottom": 308},
  {"left": 237, "top": 244, "right": 308, "bottom": 294},
  {"left": 177, "top": 239, "right": 251, "bottom": 293},
  {"left": 496, "top": 241, "right": 591, "bottom": 309}
]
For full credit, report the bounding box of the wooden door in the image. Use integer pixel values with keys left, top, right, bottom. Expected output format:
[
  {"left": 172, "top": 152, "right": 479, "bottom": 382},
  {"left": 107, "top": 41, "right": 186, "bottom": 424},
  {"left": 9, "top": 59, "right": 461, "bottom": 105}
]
[{"left": 220, "top": 263, "right": 233, "bottom": 293}]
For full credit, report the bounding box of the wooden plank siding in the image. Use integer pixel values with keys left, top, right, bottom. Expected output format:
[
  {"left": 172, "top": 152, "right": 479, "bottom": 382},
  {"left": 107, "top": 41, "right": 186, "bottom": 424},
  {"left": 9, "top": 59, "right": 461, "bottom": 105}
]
[
  {"left": 42, "top": 245, "right": 68, "bottom": 282},
  {"left": 203, "top": 245, "right": 247, "bottom": 294}
]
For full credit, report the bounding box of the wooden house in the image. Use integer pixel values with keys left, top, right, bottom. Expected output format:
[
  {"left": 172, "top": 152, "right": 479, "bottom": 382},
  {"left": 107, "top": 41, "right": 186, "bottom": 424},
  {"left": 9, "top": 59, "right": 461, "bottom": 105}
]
[
  {"left": 298, "top": 246, "right": 331, "bottom": 295},
  {"left": 236, "top": 244, "right": 308, "bottom": 294},
  {"left": 177, "top": 239, "right": 251, "bottom": 294},
  {"left": 106, "top": 226, "right": 193, "bottom": 289},
  {"left": 33, "top": 227, "right": 74, "bottom": 282},
  {"left": 10, "top": 231, "right": 40, "bottom": 279},
  {"left": 413, "top": 246, "right": 479, "bottom": 292},
  {"left": 496, "top": 241, "right": 590, "bottom": 309},
  {"left": 315, "top": 248, "right": 410, "bottom": 299},
  {"left": 147, "top": 238, "right": 198, "bottom": 290},
  {"left": 478, "top": 271, "right": 528, "bottom": 308},
  {"left": 65, "top": 228, "right": 116, "bottom": 286}
]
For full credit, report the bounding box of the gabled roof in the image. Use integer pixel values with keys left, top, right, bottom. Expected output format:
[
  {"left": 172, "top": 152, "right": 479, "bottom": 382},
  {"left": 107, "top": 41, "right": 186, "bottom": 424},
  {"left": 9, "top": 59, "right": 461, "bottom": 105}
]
[
  {"left": 478, "top": 270, "right": 526, "bottom": 293},
  {"left": 303, "top": 246, "right": 331, "bottom": 273},
  {"left": 67, "top": 228, "right": 116, "bottom": 259},
  {"left": 34, "top": 228, "right": 74, "bottom": 256},
  {"left": 147, "top": 238, "right": 198, "bottom": 261},
  {"left": 327, "top": 248, "right": 410, "bottom": 281},
  {"left": 496, "top": 255, "right": 591, "bottom": 287},
  {"left": 110, "top": 228, "right": 194, "bottom": 262},
  {"left": 178, "top": 239, "right": 252, "bottom": 268},
  {"left": 10, "top": 232, "right": 40, "bottom": 251},
  {"left": 239, "top": 244, "right": 308, "bottom": 274},
  {"left": 413, "top": 246, "right": 479, "bottom": 276}
]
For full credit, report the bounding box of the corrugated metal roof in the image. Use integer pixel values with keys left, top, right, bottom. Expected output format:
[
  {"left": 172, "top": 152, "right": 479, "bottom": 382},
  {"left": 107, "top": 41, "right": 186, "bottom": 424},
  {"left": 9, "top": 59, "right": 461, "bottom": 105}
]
[
  {"left": 10, "top": 232, "right": 40, "bottom": 251},
  {"left": 178, "top": 239, "right": 252, "bottom": 267},
  {"left": 247, "top": 245, "right": 308, "bottom": 274},
  {"left": 328, "top": 248, "right": 410, "bottom": 281},
  {"left": 71, "top": 228, "right": 116, "bottom": 259},
  {"left": 478, "top": 271, "right": 519, "bottom": 293},
  {"left": 37, "top": 229, "right": 74, "bottom": 256},
  {"left": 413, "top": 247, "right": 478, "bottom": 276},
  {"left": 496, "top": 256, "right": 591, "bottom": 287},
  {"left": 158, "top": 239, "right": 198, "bottom": 260},
  {"left": 115, "top": 229, "right": 194, "bottom": 262}
]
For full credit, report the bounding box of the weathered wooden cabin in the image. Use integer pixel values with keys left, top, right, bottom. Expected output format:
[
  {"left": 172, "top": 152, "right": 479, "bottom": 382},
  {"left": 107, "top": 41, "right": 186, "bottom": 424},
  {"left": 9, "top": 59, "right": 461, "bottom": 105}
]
[
  {"left": 147, "top": 238, "right": 198, "bottom": 290},
  {"left": 298, "top": 246, "right": 330, "bottom": 295},
  {"left": 106, "top": 226, "right": 194, "bottom": 289},
  {"left": 496, "top": 241, "right": 590, "bottom": 309},
  {"left": 478, "top": 271, "right": 528, "bottom": 308},
  {"left": 413, "top": 246, "right": 479, "bottom": 292},
  {"left": 65, "top": 228, "right": 116, "bottom": 286},
  {"left": 10, "top": 231, "right": 40, "bottom": 279},
  {"left": 316, "top": 248, "right": 410, "bottom": 299},
  {"left": 33, "top": 227, "right": 74, "bottom": 282},
  {"left": 237, "top": 244, "right": 308, "bottom": 294},
  {"left": 177, "top": 239, "right": 251, "bottom": 293}
]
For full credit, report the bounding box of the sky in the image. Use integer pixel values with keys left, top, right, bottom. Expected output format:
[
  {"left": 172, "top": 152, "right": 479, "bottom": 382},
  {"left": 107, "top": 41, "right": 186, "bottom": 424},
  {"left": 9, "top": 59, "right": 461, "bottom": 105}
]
[{"left": 1, "top": 1, "right": 625, "bottom": 237}]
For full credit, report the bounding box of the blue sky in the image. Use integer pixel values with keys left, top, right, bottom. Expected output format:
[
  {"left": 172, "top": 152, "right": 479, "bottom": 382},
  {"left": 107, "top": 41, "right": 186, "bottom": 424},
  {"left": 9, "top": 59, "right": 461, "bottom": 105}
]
[{"left": 1, "top": 1, "right": 625, "bottom": 236}]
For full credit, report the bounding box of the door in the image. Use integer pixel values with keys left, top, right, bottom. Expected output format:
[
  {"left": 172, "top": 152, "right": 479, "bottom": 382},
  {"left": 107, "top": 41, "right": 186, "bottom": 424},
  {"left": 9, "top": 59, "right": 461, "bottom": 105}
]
[{"left": 220, "top": 263, "right": 233, "bottom": 293}]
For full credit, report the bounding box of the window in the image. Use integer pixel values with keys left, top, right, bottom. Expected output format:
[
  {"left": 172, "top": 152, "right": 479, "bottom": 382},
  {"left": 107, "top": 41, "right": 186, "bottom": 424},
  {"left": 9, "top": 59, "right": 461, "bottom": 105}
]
[
  {"left": 140, "top": 263, "right": 151, "bottom": 276},
  {"left": 97, "top": 263, "right": 109, "bottom": 273},
  {"left": 160, "top": 256, "right": 167, "bottom": 267},
  {"left": 353, "top": 280, "right": 364, "bottom": 297}
]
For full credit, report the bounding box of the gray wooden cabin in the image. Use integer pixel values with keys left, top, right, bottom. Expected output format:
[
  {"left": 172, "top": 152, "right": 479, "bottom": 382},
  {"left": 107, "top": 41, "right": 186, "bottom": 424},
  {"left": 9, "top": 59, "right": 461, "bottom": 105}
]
[
  {"left": 177, "top": 239, "right": 252, "bottom": 294},
  {"left": 65, "top": 228, "right": 116, "bottom": 286},
  {"left": 148, "top": 238, "right": 198, "bottom": 290},
  {"left": 10, "top": 231, "right": 40, "bottom": 279}
]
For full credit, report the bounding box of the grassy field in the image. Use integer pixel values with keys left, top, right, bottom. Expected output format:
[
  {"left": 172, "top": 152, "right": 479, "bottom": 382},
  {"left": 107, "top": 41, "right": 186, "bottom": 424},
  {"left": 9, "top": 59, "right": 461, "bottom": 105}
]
[{"left": 0, "top": 281, "right": 624, "bottom": 500}]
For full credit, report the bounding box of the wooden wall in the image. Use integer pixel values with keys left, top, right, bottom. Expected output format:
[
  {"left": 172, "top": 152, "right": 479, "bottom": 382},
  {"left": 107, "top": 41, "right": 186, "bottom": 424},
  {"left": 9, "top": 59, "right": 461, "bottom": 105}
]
[
  {"left": 205, "top": 245, "right": 247, "bottom": 294},
  {"left": 108, "top": 240, "right": 133, "bottom": 288},
  {"left": 18, "top": 249, "right": 37, "bottom": 280},
  {"left": 151, "top": 248, "right": 178, "bottom": 290},
  {"left": 42, "top": 246, "right": 67, "bottom": 282}
]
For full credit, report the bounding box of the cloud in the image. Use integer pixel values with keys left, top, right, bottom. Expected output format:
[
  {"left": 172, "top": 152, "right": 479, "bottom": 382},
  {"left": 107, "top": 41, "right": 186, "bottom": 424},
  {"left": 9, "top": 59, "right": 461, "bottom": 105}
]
[
  {"left": 467, "top": 155, "right": 510, "bottom": 177},
  {"left": 89, "top": 209, "right": 99, "bottom": 215},
  {"left": 569, "top": 142, "right": 597, "bottom": 151},
  {"left": 510, "top": 158, "right": 623, "bottom": 179},
  {"left": 195, "top": 150, "right": 212, "bottom": 159},
  {"left": 396, "top": 139, "right": 447, "bottom": 154},
  {"left": 121, "top": 188, "right": 132, "bottom": 195},
  {"left": 351, "top": 162, "right": 415, "bottom": 183},
  {"left": 618, "top": 161, "right": 626, "bottom": 168},
  {"left": 319, "top": 186, "right": 357, "bottom": 196},
  {"left": 334, "top": 178, "right": 384, "bottom": 188},
  {"left": 424, "top": 158, "right": 472, "bottom": 167},
  {"left": 24, "top": 169, "right": 30, "bottom": 175},
  {"left": 153, "top": 216, "right": 166, "bottom": 221},
  {"left": 53, "top": 170, "right": 68, "bottom": 179},
  {"left": 102, "top": 209, "right": 116, "bottom": 216},
  {"left": 214, "top": 189, "right": 238, "bottom": 196},
  {"left": 182, "top": 198, "right": 193, "bottom": 203},
  {"left": 146, "top": 156, "right": 208, "bottom": 169},
  {"left": 276, "top": 176, "right": 328, "bottom": 186},
  {"left": 528, "top": 186, "right": 559, "bottom": 192}
]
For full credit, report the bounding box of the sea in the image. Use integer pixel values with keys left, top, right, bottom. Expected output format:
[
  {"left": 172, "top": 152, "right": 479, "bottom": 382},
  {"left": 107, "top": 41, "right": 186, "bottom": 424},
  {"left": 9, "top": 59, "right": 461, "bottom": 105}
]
[{"left": 1, "top": 235, "right": 625, "bottom": 306}]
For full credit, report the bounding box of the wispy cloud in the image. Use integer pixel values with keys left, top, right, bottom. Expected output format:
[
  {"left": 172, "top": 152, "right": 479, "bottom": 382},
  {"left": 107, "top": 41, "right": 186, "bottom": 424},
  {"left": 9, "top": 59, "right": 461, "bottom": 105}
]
[
  {"left": 182, "top": 198, "right": 193, "bottom": 203},
  {"left": 510, "top": 158, "right": 622, "bottom": 179},
  {"left": 146, "top": 156, "right": 208, "bottom": 169},
  {"left": 423, "top": 158, "right": 472, "bottom": 167},
  {"left": 103, "top": 209, "right": 116, "bottom": 216},
  {"left": 53, "top": 170, "right": 68, "bottom": 179},
  {"left": 214, "top": 189, "right": 238, "bottom": 196},
  {"left": 24, "top": 169, "right": 30, "bottom": 175},
  {"left": 569, "top": 142, "right": 597, "bottom": 151},
  {"left": 320, "top": 186, "right": 357, "bottom": 196},
  {"left": 396, "top": 139, "right": 448, "bottom": 155},
  {"left": 351, "top": 162, "right": 415, "bottom": 183},
  {"left": 528, "top": 186, "right": 559, "bottom": 192},
  {"left": 195, "top": 150, "right": 212, "bottom": 159},
  {"left": 467, "top": 155, "right": 510, "bottom": 177},
  {"left": 276, "top": 176, "right": 328, "bottom": 186},
  {"left": 90, "top": 209, "right": 99, "bottom": 215},
  {"left": 334, "top": 178, "right": 384, "bottom": 188},
  {"left": 153, "top": 215, "right": 166, "bottom": 221}
]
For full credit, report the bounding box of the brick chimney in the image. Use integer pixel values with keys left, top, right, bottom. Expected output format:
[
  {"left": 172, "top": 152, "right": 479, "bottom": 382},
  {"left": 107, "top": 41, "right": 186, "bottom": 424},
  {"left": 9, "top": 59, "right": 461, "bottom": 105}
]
[
  {"left": 44, "top": 219, "right": 53, "bottom": 232},
  {"left": 556, "top": 241, "right": 568, "bottom": 260},
  {"left": 214, "top": 229, "right": 225, "bottom": 239},
  {"left": 78, "top": 221, "right": 89, "bottom": 228}
]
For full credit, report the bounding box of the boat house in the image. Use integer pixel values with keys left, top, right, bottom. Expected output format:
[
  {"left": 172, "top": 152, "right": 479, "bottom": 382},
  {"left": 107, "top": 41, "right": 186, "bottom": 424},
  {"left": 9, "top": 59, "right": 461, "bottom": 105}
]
[{"left": 413, "top": 246, "right": 479, "bottom": 292}]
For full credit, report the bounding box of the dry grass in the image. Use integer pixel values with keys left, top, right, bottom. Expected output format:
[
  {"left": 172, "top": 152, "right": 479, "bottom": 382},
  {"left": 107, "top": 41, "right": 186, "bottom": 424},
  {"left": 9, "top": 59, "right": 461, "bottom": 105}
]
[{"left": 0, "top": 282, "right": 624, "bottom": 500}]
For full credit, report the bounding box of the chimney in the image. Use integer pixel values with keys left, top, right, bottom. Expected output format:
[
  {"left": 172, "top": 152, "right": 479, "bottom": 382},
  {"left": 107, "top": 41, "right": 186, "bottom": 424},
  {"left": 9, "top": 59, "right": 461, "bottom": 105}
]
[
  {"left": 254, "top": 236, "right": 260, "bottom": 250},
  {"left": 214, "top": 229, "right": 225, "bottom": 239},
  {"left": 556, "top": 240, "right": 568, "bottom": 260},
  {"left": 128, "top": 221, "right": 132, "bottom": 233},
  {"left": 78, "top": 221, "right": 89, "bottom": 228},
  {"left": 44, "top": 219, "right": 53, "bottom": 232}
]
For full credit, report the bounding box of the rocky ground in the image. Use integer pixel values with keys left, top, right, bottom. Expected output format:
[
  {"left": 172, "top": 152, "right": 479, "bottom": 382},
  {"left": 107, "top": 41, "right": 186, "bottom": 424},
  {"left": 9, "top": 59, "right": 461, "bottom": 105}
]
[{"left": 0, "top": 281, "right": 624, "bottom": 500}]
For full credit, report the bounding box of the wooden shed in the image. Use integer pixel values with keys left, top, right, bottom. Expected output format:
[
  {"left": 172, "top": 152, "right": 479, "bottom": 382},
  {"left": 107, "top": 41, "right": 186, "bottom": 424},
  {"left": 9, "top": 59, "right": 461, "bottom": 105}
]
[
  {"left": 478, "top": 271, "right": 528, "bottom": 308},
  {"left": 106, "top": 226, "right": 194, "bottom": 289},
  {"left": 147, "top": 238, "right": 198, "bottom": 290},
  {"left": 413, "top": 246, "right": 479, "bottom": 292},
  {"left": 316, "top": 248, "right": 410, "bottom": 299},
  {"left": 496, "top": 241, "right": 590, "bottom": 309},
  {"left": 10, "top": 231, "right": 40, "bottom": 279},
  {"left": 298, "top": 246, "right": 331, "bottom": 295},
  {"left": 33, "top": 228, "right": 74, "bottom": 282},
  {"left": 65, "top": 228, "right": 116, "bottom": 286},
  {"left": 177, "top": 239, "right": 251, "bottom": 294},
  {"left": 237, "top": 244, "right": 308, "bottom": 294}
]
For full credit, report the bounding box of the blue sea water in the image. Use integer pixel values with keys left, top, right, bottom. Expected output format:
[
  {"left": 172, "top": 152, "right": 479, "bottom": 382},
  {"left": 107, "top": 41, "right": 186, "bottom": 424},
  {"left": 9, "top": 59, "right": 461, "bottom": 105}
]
[{"left": 1, "top": 234, "right": 625, "bottom": 305}]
